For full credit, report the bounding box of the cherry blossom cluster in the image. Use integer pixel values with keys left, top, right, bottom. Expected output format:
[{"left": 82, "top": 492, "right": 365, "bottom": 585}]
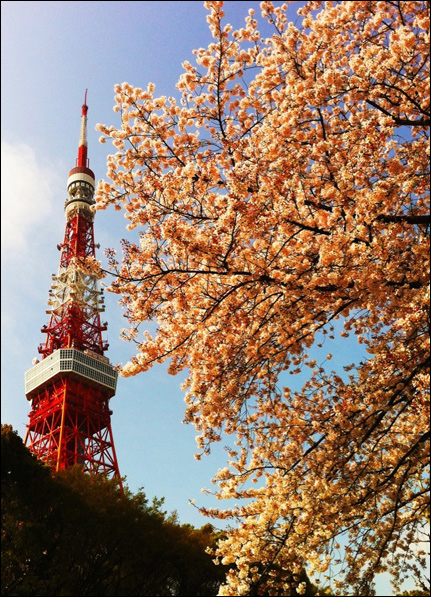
[{"left": 95, "top": 2, "right": 429, "bottom": 594}]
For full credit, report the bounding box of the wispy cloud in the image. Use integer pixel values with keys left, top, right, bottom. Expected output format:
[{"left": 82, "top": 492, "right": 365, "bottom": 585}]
[
  {"left": 1, "top": 140, "right": 62, "bottom": 254},
  {"left": 1, "top": 138, "right": 65, "bottom": 367}
]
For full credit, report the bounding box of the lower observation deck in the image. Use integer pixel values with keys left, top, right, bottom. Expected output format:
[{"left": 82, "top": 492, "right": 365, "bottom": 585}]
[{"left": 25, "top": 348, "right": 118, "bottom": 399}]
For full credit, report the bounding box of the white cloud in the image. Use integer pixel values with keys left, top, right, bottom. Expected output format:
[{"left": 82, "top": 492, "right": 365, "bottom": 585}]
[{"left": 1, "top": 140, "right": 62, "bottom": 253}]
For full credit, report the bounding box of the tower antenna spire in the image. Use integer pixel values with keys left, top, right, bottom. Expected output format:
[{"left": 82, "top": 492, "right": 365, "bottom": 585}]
[{"left": 78, "top": 89, "right": 89, "bottom": 168}]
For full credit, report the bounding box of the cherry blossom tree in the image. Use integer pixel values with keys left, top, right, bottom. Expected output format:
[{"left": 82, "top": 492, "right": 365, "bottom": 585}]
[{"left": 95, "top": 1, "right": 430, "bottom": 594}]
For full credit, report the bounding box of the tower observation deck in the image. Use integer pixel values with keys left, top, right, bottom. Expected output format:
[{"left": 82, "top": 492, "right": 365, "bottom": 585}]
[{"left": 24, "top": 94, "right": 121, "bottom": 483}]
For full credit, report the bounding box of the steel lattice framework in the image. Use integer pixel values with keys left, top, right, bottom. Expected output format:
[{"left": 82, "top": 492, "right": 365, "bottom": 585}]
[{"left": 24, "top": 95, "right": 121, "bottom": 484}]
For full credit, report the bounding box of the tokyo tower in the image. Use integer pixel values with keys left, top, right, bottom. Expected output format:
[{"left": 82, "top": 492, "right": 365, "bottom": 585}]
[{"left": 24, "top": 93, "right": 121, "bottom": 483}]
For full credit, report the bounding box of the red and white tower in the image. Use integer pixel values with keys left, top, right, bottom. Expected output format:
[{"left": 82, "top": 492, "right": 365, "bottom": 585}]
[{"left": 24, "top": 94, "right": 121, "bottom": 483}]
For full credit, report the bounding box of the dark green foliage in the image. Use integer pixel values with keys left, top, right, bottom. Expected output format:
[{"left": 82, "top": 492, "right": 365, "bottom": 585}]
[{"left": 1, "top": 424, "right": 226, "bottom": 596}]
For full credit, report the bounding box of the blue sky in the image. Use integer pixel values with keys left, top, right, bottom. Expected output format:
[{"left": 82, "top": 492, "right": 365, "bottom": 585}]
[{"left": 1, "top": 3, "right": 424, "bottom": 594}]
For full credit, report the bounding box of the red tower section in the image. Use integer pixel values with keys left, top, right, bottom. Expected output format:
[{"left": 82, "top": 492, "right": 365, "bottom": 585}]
[{"left": 24, "top": 95, "right": 121, "bottom": 484}]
